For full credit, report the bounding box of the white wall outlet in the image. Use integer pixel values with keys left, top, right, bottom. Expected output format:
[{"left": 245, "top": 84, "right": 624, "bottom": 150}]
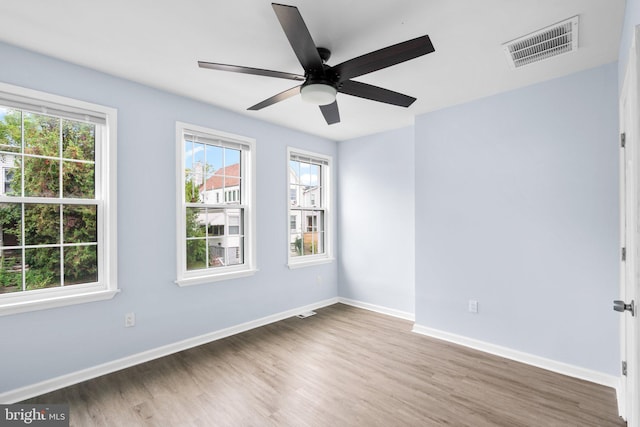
[
  {"left": 317, "top": 275, "right": 323, "bottom": 285},
  {"left": 125, "top": 312, "right": 136, "bottom": 327},
  {"left": 468, "top": 300, "right": 478, "bottom": 314}
]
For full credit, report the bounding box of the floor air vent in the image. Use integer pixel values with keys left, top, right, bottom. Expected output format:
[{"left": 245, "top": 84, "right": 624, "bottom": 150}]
[
  {"left": 296, "top": 311, "right": 317, "bottom": 319},
  {"left": 503, "top": 16, "right": 579, "bottom": 69}
]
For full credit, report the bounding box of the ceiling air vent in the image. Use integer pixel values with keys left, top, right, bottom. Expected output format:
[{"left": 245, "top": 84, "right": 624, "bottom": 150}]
[{"left": 503, "top": 16, "right": 579, "bottom": 69}]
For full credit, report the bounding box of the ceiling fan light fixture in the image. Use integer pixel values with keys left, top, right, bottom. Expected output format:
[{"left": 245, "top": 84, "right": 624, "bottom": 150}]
[{"left": 300, "top": 83, "right": 337, "bottom": 105}]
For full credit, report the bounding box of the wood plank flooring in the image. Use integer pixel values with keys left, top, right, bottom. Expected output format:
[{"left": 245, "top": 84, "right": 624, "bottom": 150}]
[{"left": 25, "top": 303, "right": 625, "bottom": 426}]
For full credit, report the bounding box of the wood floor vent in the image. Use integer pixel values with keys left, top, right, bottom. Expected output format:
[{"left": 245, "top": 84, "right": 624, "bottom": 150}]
[
  {"left": 296, "top": 311, "right": 317, "bottom": 319},
  {"left": 503, "top": 16, "right": 579, "bottom": 69}
]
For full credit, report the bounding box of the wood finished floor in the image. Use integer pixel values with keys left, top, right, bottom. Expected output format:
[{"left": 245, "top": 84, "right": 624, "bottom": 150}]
[{"left": 26, "top": 303, "right": 624, "bottom": 426}]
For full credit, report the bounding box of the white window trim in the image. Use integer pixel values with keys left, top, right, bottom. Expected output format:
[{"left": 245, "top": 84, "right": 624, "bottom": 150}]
[
  {"left": 175, "top": 122, "right": 257, "bottom": 286},
  {"left": 0, "top": 82, "right": 118, "bottom": 316},
  {"left": 287, "top": 146, "right": 333, "bottom": 269}
]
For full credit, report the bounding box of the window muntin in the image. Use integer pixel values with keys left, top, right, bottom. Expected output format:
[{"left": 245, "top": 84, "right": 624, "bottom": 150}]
[
  {"left": 288, "top": 148, "right": 331, "bottom": 266},
  {"left": 176, "top": 123, "right": 255, "bottom": 285},
  {"left": 0, "top": 83, "right": 117, "bottom": 315}
]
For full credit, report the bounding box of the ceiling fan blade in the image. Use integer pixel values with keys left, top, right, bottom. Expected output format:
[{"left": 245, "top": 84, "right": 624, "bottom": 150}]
[
  {"left": 333, "top": 35, "right": 435, "bottom": 82},
  {"left": 272, "top": 3, "right": 324, "bottom": 74},
  {"left": 247, "top": 85, "right": 301, "bottom": 110},
  {"left": 198, "top": 61, "right": 305, "bottom": 81},
  {"left": 339, "top": 80, "right": 416, "bottom": 107},
  {"left": 319, "top": 101, "right": 340, "bottom": 125}
]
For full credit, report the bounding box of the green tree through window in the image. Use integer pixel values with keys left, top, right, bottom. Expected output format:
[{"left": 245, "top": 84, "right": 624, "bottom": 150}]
[{"left": 0, "top": 108, "right": 97, "bottom": 293}]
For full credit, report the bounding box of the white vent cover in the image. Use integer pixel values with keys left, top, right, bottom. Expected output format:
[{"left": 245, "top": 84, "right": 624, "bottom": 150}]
[
  {"left": 296, "top": 311, "right": 316, "bottom": 319},
  {"left": 503, "top": 16, "right": 579, "bottom": 69}
]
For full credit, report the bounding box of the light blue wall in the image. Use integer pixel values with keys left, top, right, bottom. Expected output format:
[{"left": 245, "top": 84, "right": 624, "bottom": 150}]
[
  {"left": 338, "top": 127, "right": 415, "bottom": 314},
  {"left": 619, "top": 0, "right": 640, "bottom": 89},
  {"left": 0, "top": 41, "right": 338, "bottom": 393},
  {"left": 414, "top": 63, "right": 620, "bottom": 375}
]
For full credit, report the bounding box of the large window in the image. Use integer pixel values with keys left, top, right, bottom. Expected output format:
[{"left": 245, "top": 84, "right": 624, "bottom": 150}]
[
  {"left": 176, "top": 122, "right": 256, "bottom": 286},
  {"left": 287, "top": 147, "right": 332, "bottom": 268},
  {"left": 0, "top": 82, "right": 117, "bottom": 315}
]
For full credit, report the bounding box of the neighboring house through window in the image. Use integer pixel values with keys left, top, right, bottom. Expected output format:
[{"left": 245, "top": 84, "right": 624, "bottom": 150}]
[
  {"left": 287, "top": 147, "right": 332, "bottom": 268},
  {"left": 176, "top": 122, "right": 256, "bottom": 286},
  {"left": 0, "top": 82, "right": 117, "bottom": 315}
]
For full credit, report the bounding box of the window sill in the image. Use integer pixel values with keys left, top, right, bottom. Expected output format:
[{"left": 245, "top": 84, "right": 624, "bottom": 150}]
[
  {"left": 287, "top": 257, "right": 334, "bottom": 270},
  {"left": 175, "top": 268, "right": 258, "bottom": 287},
  {"left": 0, "top": 288, "right": 120, "bottom": 317}
]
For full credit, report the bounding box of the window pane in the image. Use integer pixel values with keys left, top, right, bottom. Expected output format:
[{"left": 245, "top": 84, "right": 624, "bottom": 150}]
[
  {"left": 208, "top": 237, "right": 226, "bottom": 267},
  {"left": 205, "top": 169, "right": 223, "bottom": 194},
  {"left": 225, "top": 148, "right": 240, "bottom": 175},
  {"left": 0, "top": 93, "right": 112, "bottom": 306},
  {"left": 2, "top": 162, "right": 18, "bottom": 196},
  {"left": 184, "top": 139, "right": 193, "bottom": 171},
  {"left": 300, "top": 162, "right": 311, "bottom": 185},
  {"left": 0, "top": 248, "right": 23, "bottom": 294},
  {"left": 24, "top": 204, "right": 60, "bottom": 245},
  {"left": 310, "top": 164, "right": 320, "bottom": 186},
  {"left": 25, "top": 247, "right": 61, "bottom": 290},
  {"left": 0, "top": 107, "right": 21, "bottom": 153},
  {"left": 186, "top": 207, "right": 206, "bottom": 238},
  {"left": 288, "top": 151, "right": 329, "bottom": 261},
  {"left": 227, "top": 240, "right": 243, "bottom": 266},
  {"left": 63, "top": 205, "right": 97, "bottom": 243},
  {"left": 206, "top": 209, "right": 225, "bottom": 236},
  {"left": 0, "top": 203, "right": 21, "bottom": 246},
  {"left": 63, "top": 161, "right": 95, "bottom": 198},
  {"left": 289, "top": 160, "right": 300, "bottom": 184},
  {"left": 290, "top": 233, "right": 302, "bottom": 257},
  {"left": 300, "top": 210, "right": 324, "bottom": 255},
  {"left": 184, "top": 173, "right": 200, "bottom": 203},
  {"left": 224, "top": 177, "right": 241, "bottom": 204},
  {"left": 303, "top": 231, "right": 321, "bottom": 255},
  {"left": 303, "top": 210, "right": 318, "bottom": 232},
  {"left": 64, "top": 245, "right": 98, "bottom": 285},
  {"left": 289, "top": 185, "right": 298, "bottom": 207},
  {"left": 181, "top": 127, "right": 251, "bottom": 279},
  {"left": 24, "top": 112, "right": 59, "bottom": 157},
  {"left": 205, "top": 144, "right": 223, "bottom": 178},
  {"left": 290, "top": 211, "right": 302, "bottom": 233},
  {"left": 62, "top": 119, "right": 95, "bottom": 161},
  {"left": 186, "top": 239, "right": 206, "bottom": 270},
  {"left": 228, "top": 209, "right": 242, "bottom": 235},
  {"left": 192, "top": 142, "right": 205, "bottom": 188},
  {"left": 24, "top": 157, "right": 60, "bottom": 197},
  {"left": 300, "top": 185, "right": 319, "bottom": 208}
]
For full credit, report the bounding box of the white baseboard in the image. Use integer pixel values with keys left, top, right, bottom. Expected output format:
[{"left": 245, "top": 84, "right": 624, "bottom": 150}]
[
  {"left": 616, "top": 382, "right": 625, "bottom": 420},
  {"left": 337, "top": 297, "right": 415, "bottom": 321},
  {"left": 0, "top": 297, "right": 339, "bottom": 404},
  {"left": 412, "top": 324, "right": 619, "bottom": 390}
]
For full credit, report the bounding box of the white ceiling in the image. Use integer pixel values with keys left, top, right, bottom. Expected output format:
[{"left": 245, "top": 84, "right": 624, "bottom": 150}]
[{"left": 0, "top": 0, "right": 626, "bottom": 141}]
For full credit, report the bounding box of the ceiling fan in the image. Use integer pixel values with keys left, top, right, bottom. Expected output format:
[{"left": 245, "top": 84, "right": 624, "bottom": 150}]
[{"left": 198, "top": 3, "right": 435, "bottom": 125}]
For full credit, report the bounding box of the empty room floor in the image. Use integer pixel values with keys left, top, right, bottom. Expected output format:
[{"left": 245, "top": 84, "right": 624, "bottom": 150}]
[{"left": 25, "top": 304, "right": 624, "bottom": 426}]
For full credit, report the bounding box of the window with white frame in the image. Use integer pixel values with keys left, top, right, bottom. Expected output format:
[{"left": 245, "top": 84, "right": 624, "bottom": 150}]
[
  {"left": 288, "top": 147, "right": 331, "bottom": 267},
  {"left": 0, "top": 82, "right": 117, "bottom": 315},
  {"left": 176, "top": 122, "right": 256, "bottom": 286}
]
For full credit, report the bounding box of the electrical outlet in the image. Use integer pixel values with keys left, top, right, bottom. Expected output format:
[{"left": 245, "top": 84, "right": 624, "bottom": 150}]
[
  {"left": 468, "top": 300, "right": 478, "bottom": 314},
  {"left": 317, "top": 275, "right": 323, "bottom": 285},
  {"left": 125, "top": 312, "right": 136, "bottom": 327}
]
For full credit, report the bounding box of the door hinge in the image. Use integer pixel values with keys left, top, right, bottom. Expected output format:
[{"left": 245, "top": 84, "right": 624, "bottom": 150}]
[
  {"left": 622, "top": 247, "right": 627, "bottom": 262},
  {"left": 621, "top": 132, "right": 626, "bottom": 148},
  {"left": 622, "top": 361, "right": 627, "bottom": 376}
]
